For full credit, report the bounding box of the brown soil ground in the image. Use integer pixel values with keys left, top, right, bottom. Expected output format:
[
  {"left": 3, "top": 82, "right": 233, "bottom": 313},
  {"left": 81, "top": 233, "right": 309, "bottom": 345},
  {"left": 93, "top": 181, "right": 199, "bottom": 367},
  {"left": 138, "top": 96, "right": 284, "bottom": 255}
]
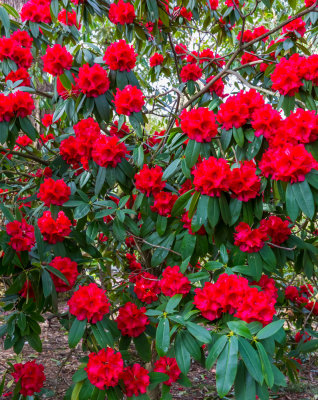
[{"left": 0, "top": 316, "right": 317, "bottom": 400}]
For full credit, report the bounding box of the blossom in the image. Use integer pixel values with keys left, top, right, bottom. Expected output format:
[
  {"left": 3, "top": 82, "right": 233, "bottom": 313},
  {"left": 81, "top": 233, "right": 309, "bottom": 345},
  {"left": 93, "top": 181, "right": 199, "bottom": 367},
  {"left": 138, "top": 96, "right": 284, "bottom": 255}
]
[
  {"left": 206, "top": 75, "right": 225, "bottom": 97},
  {"left": 199, "top": 48, "right": 214, "bottom": 63},
  {"left": 175, "top": 43, "right": 188, "bottom": 59},
  {"left": 134, "top": 165, "right": 166, "bottom": 196},
  {"left": 154, "top": 357, "right": 181, "bottom": 386},
  {"left": 241, "top": 51, "right": 260, "bottom": 65},
  {"left": 110, "top": 121, "right": 130, "bottom": 137},
  {"left": 13, "top": 91, "right": 35, "bottom": 118},
  {"left": 116, "top": 302, "right": 149, "bottom": 337},
  {"left": 282, "top": 17, "right": 306, "bottom": 37},
  {"left": 58, "top": 9, "right": 81, "bottom": 28},
  {"left": 126, "top": 253, "right": 142, "bottom": 271},
  {"left": 228, "top": 160, "right": 261, "bottom": 202},
  {"left": 180, "top": 63, "right": 203, "bottom": 82},
  {"left": 180, "top": 107, "right": 218, "bottom": 143},
  {"left": 114, "top": 85, "right": 145, "bottom": 115},
  {"left": 150, "top": 53, "right": 164, "bottom": 67},
  {"left": 285, "top": 286, "right": 299, "bottom": 301},
  {"left": 12, "top": 361, "right": 45, "bottom": 396},
  {"left": 42, "top": 44, "right": 73, "bottom": 76},
  {"left": 85, "top": 348, "right": 124, "bottom": 389},
  {"left": 208, "top": 0, "right": 219, "bottom": 9},
  {"left": 237, "top": 29, "right": 254, "bottom": 42},
  {"left": 251, "top": 104, "right": 282, "bottom": 140},
  {"left": 57, "top": 73, "right": 80, "bottom": 99},
  {"left": 160, "top": 266, "right": 191, "bottom": 297},
  {"left": 193, "top": 156, "right": 231, "bottom": 197},
  {"left": 60, "top": 136, "right": 82, "bottom": 167},
  {"left": 121, "top": 364, "right": 150, "bottom": 397},
  {"left": 49, "top": 256, "right": 79, "bottom": 292},
  {"left": 0, "top": 94, "right": 14, "bottom": 122},
  {"left": 259, "top": 216, "right": 291, "bottom": 245},
  {"left": 38, "top": 211, "right": 72, "bottom": 244},
  {"left": 38, "top": 178, "right": 71, "bottom": 207},
  {"left": 284, "top": 108, "right": 318, "bottom": 144},
  {"left": 5, "top": 68, "right": 30, "bottom": 87},
  {"left": 16, "top": 135, "right": 33, "bottom": 147},
  {"left": 234, "top": 222, "right": 268, "bottom": 253},
  {"left": 108, "top": 0, "right": 135, "bottom": 24},
  {"left": 76, "top": 64, "right": 110, "bottom": 97},
  {"left": 150, "top": 191, "right": 178, "bottom": 217},
  {"left": 11, "top": 30, "right": 33, "bottom": 48},
  {"left": 217, "top": 95, "right": 250, "bottom": 130},
  {"left": 92, "top": 135, "right": 129, "bottom": 168},
  {"left": 6, "top": 219, "right": 35, "bottom": 252},
  {"left": 41, "top": 114, "right": 54, "bottom": 127},
  {"left": 271, "top": 54, "right": 306, "bottom": 96},
  {"left": 68, "top": 282, "right": 110, "bottom": 323},
  {"left": 20, "top": 0, "right": 51, "bottom": 23},
  {"left": 134, "top": 272, "right": 160, "bottom": 304},
  {"left": 103, "top": 40, "right": 137, "bottom": 71}
]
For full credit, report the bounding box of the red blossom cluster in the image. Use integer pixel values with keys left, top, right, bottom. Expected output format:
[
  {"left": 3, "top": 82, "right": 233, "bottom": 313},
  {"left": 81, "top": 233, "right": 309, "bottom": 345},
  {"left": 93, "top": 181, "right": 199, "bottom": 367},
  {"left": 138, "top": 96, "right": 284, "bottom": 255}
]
[
  {"left": 180, "top": 107, "right": 218, "bottom": 143},
  {"left": 150, "top": 191, "right": 178, "bottom": 217},
  {"left": 295, "top": 331, "right": 311, "bottom": 343},
  {"left": 237, "top": 26, "right": 270, "bottom": 42},
  {"left": 206, "top": 75, "right": 225, "bottom": 97},
  {"left": 12, "top": 361, "right": 45, "bottom": 396},
  {"left": 68, "top": 282, "right": 110, "bottom": 323},
  {"left": 126, "top": 253, "right": 142, "bottom": 271},
  {"left": 92, "top": 135, "right": 129, "bottom": 168},
  {"left": 160, "top": 266, "right": 191, "bottom": 297},
  {"left": 114, "top": 85, "right": 145, "bottom": 115},
  {"left": 0, "top": 91, "right": 34, "bottom": 122},
  {"left": 5, "top": 67, "right": 31, "bottom": 87},
  {"left": 85, "top": 348, "right": 123, "bottom": 389},
  {"left": 194, "top": 273, "right": 277, "bottom": 325},
  {"left": 110, "top": 120, "right": 130, "bottom": 137},
  {"left": 173, "top": 6, "right": 192, "bottom": 20},
  {"left": 0, "top": 33, "right": 32, "bottom": 69},
  {"left": 154, "top": 357, "right": 181, "bottom": 386},
  {"left": 104, "top": 40, "right": 137, "bottom": 71},
  {"left": 16, "top": 135, "right": 33, "bottom": 147},
  {"left": 134, "top": 165, "right": 166, "bottom": 196},
  {"left": 20, "top": 0, "right": 51, "bottom": 23},
  {"left": 37, "top": 178, "right": 71, "bottom": 207},
  {"left": 116, "top": 302, "right": 149, "bottom": 337},
  {"left": 38, "top": 211, "right": 72, "bottom": 244},
  {"left": 282, "top": 17, "right": 306, "bottom": 37},
  {"left": 42, "top": 44, "right": 73, "bottom": 76},
  {"left": 121, "top": 364, "right": 150, "bottom": 397},
  {"left": 285, "top": 284, "right": 317, "bottom": 315},
  {"left": 134, "top": 272, "right": 160, "bottom": 303},
  {"left": 180, "top": 63, "right": 203, "bottom": 82},
  {"left": 58, "top": 9, "right": 81, "bottom": 28},
  {"left": 76, "top": 64, "right": 110, "bottom": 97},
  {"left": 49, "top": 256, "right": 79, "bottom": 292},
  {"left": 150, "top": 52, "right": 164, "bottom": 67},
  {"left": 109, "top": 0, "right": 135, "bottom": 24},
  {"left": 6, "top": 219, "right": 35, "bottom": 252}
]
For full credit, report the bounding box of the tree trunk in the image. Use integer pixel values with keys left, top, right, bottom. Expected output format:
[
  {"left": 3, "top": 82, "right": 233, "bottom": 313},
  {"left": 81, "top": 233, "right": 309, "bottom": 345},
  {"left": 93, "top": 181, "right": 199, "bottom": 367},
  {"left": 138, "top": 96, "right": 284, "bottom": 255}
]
[{"left": 5, "top": 0, "right": 27, "bottom": 12}]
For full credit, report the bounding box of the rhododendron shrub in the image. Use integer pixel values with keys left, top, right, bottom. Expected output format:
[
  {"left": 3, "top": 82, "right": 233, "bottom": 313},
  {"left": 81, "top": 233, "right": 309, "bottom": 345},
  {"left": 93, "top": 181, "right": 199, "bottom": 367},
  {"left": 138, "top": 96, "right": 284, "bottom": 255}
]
[{"left": 1, "top": 0, "right": 318, "bottom": 399}]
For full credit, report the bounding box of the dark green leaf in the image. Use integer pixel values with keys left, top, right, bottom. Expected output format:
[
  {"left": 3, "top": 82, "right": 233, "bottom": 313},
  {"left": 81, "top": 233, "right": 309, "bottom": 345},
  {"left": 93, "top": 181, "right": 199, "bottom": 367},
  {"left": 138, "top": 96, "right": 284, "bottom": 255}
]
[
  {"left": 156, "top": 318, "right": 170, "bottom": 356},
  {"left": 257, "top": 320, "right": 284, "bottom": 340},
  {"left": 238, "top": 336, "right": 264, "bottom": 384},
  {"left": 68, "top": 318, "right": 86, "bottom": 348},
  {"left": 216, "top": 336, "right": 238, "bottom": 398},
  {"left": 206, "top": 335, "right": 228, "bottom": 370},
  {"left": 291, "top": 180, "right": 315, "bottom": 219}
]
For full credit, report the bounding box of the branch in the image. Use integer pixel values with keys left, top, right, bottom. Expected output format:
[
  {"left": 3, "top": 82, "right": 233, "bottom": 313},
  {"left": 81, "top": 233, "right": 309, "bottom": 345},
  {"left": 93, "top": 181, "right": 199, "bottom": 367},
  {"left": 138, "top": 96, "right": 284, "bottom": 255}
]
[
  {"left": 168, "top": 32, "right": 182, "bottom": 85},
  {"left": 0, "top": 147, "right": 50, "bottom": 166}
]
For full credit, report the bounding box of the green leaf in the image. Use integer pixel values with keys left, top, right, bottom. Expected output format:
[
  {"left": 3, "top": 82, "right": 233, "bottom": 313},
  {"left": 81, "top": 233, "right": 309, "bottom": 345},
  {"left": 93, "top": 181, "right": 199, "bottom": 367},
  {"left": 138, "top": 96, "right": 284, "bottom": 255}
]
[
  {"left": 188, "top": 191, "right": 200, "bottom": 219},
  {"left": 171, "top": 190, "right": 194, "bottom": 217},
  {"left": 227, "top": 321, "right": 252, "bottom": 339},
  {"left": 229, "top": 198, "right": 242, "bottom": 226},
  {"left": 166, "top": 294, "right": 182, "bottom": 313},
  {"left": 297, "top": 338, "right": 318, "bottom": 353},
  {"left": 247, "top": 253, "right": 262, "bottom": 281},
  {"left": 185, "top": 140, "right": 201, "bottom": 168},
  {"left": 0, "top": 6, "right": 10, "bottom": 34},
  {"left": 195, "top": 195, "right": 209, "bottom": 227},
  {"left": 41, "top": 270, "right": 53, "bottom": 298},
  {"left": 133, "top": 333, "right": 151, "bottom": 362},
  {"left": 95, "top": 95, "right": 110, "bottom": 122},
  {"left": 257, "top": 320, "right": 284, "bottom": 340},
  {"left": 156, "top": 318, "right": 170, "bottom": 356},
  {"left": 186, "top": 322, "right": 212, "bottom": 344},
  {"left": 206, "top": 335, "right": 228, "bottom": 370},
  {"left": 216, "top": 336, "right": 238, "bottom": 398},
  {"left": 162, "top": 159, "right": 180, "bottom": 180},
  {"left": 149, "top": 372, "right": 170, "bottom": 388},
  {"left": 219, "top": 194, "right": 231, "bottom": 225},
  {"left": 0, "top": 121, "right": 9, "bottom": 144},
  {"left": 68, "top": 318, "right": 86, "bottom": 348},
  {"left": 233, "top": 127, "right": 244, "bottom": 147},
  {"left": 27, "top": 333, "right": 42, "bottom": 352},
  {"left": 74, "top": 204, "right": 90, "bottom": 220},
  {"left": 95, "top": 167, "right": 106, "bottom": 196},
  {"left": 207, "top": 196, "right": 220, "bottom": 227},
  {"left": 180, "top": 231, "right": 196, "bottom": 260},
  {"left": 291, "top": 180, "right": 315, "bottom": 219},
  {"left": 175, "top": 333, "right": 191, "bottom": 374},
  {"left": 238, "top": 336, "right": 264, "bottom": 384},
  {"left": 234, "top": 362, "right": 256, "bottom": 400},
  {"left": 156, "top": 214, "right": 167, "bottom": 236},
  {"left": 286, "top": 183, "right": 300, "bottom": 221},
  {"left": 181, "top": 331, "right": 202, "bottom": 361},
  {"left": 255, "top": 342, "right": 274, "bottom": 388},
  {"left": 146, "top": 0, "right": 159, "bottom": 20},
  {"left": 0, "top": 203, "right": 14, "bottom": 222}
]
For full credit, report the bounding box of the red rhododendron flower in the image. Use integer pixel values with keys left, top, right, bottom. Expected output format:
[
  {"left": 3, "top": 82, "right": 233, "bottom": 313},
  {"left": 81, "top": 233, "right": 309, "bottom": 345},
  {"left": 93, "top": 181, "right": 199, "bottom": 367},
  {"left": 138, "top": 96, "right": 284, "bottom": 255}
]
[
  {"left": 49, "top": 256, "right": 78, "bottom": 292},
  {"left": 154, "top": 357, "right": 181, "bottom": 386},
  {"left": 251, "top": 104, "right": 282, "bottom": 139},
  {"left": 253, "top": 26, "right": 270, "bottom": 41},
  {"left": 217, "top": 95, "right": 250, "bottom": 130},
  {"left": 300, "top": 284, "right": 314, "bottom": 297},
  {"left": 110, "top": 120, "right": 130, "bottom": 137},
  {"left": 251, "top": 275, "right": 278, "bottom": 302},
  {"left": 92, "top": 135, "right": 129, "bottom": 168},
  {"left": 76, "top": 64, "right": 110, "bottom": 97},
  {"left": 42, "top": 44, "right": 73, "bottom": 76},
  {"left": 180, "top": 63, "right": 203, "bottom": 82},
  {"left": 60, "top": 136, "right": 82, "bottom": 167},
  {"left": 193, "top": 156, "right": 231, "bottom": 197},
  {"left": 5, "top": 67, "right": 30, "bottom": 87},
  {"left": 234, "top": 222, "right": 268, "bottom": 253},
  {"left": 282, "top": 17, "right": 306, "bottom": 37},
  {"left": 108, "top": 0, "right": 135, "bottom": 24},
  {"left": 174, "top": 6, "right": 192, "bottom": 20},
  {"left": 11, "top": 30, "right": 33, "bottom": 48},
  {"left": 20, "top": 0, "right": 51, "bottom": 23},
  {"left": 207, "top": 75, "right": 225, "bottom": 97},
  {"left": 13, "top": 91, "right": 35, "bottom": 118},
  {"left": 38, "top": 178, "right": 71, "bottom": 206},
  {"left": 16, "top": 135, "right": 33, "bottom": 147},
  {"left": 10, "top": 46, "right": 33, "bottom": 69},
  {"left": 284, "top": 108, "right": 318, "bottom": 144},
  {"left": 114, "top": 85, "right": 145, "bottom": 115},
  {"left": 150, "top": 191, "right": 178, "bottom": 217},
  {"left": 134, "top": 165, "right": 166, "bottom": 196},
  {"left": 38, "top": 211, "right": 72, "bottom": 244},
  {"left": 150, "top": 52, "right": 164, "bottom": 67},
  {"left": 295, "top": 331, "right": 311, "bottom": 343},
  {"left": 0, "top": 94, "right": 14, "bottom": 122},
  {"left": 237, "top": 29, "right": 254, "bottom": 42},
  {"left": 68, "top": 282, "right": 110, "bottom": 323},
  {"left": 40, "top": 134, "right": 54, "bottom": 144},
  {"left": 240, "top": 89, "right": 265, "bottom": 115},
  {"left": 175, "top": 43, "right": 188, "bottom": 59},
  {"left": 121, "top": 364, "right": 150, "bottom": 397},
  {"left": 85, "top": 348, "right": 123, "bottom": 389},
  {"left": 12, "top": 361, "right": 45, "bottom": 396},
  {"left": 116, "top": 302, "right": 149, "bottom": 337},
  {"left": 229, "top": 160, "right": 261, "bottom": 201},
  {"left": 259, "top": 216, "right": 291, "bottom": 245},
  {"left": 305, "top": 54, "right": 318, "bottom": 86},
  {"left": 208, "top": 0, "right": 219, "bottom": 9},
  {"left": 6, "top": 219, "right": 35, "bottom": 252},
  {"left": 186, "top": 50, "right": 199, "bottom": 64},
  {"left": 160, "top": 266, "right": 191, "bottom": 297},
  {"left": 241, "top": 51, "right": 260, "bottom": 65},
  {"left": 285, "top": 286, "right": 299, "bottom": 301},
  {"left": 271, "top": 54, "right": 306, "bottom": 96},
  {"left": 180, "top": 107, "right": 218, "bottom": 143},
  {"left": 259, "top": 144, "right": 317, "bottom": 183},
  {"left": 126, "top": 253, "right": 142, "bottom": 271},
  {"left": 103, "top": 40, "right": 137, "bottom": 71},
  {"left": 58, "top": 9, "right": 81, "bottom": 28},
  {"left": 199, "top": 48, "right": 214, "bottom": 63},
  {"left": 41, "top": 113, "right": 54, "bottom": 127},
  {"left": 134, "top": 272, "right": 160, "bottom": 304}
]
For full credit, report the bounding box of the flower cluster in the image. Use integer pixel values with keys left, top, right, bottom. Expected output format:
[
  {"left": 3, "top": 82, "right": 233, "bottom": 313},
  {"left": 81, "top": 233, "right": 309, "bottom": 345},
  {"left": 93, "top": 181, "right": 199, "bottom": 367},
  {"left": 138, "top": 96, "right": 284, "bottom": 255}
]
[
  {"left": 0, "top": 92, "right": 35, "bottom": 122},
  {"left": 259, "top": 216, "right": 291, "bottom": 245},
  {"left": 154, "top": 357, "right": 181, "bottom": 386},
  {"left": 109, "top": 0, "right": 135, "bottom": 24},
  {"left": 42, "top": 44, "right": 73, "bottom": 76},
  {"left": 160, "top": 266, "right": 191, "bottom": 297},
  {"left": 49, "top": 256, "right": 79, "bottom": 292},
  {"left": 38, "top": 211, "right": 72, "bottom": 244},
  {"left": 68, "top": 283, "right": 110, "bottom": 323},
  {"left": 180, "top": 63, "right": 203, "bottom": 82},
  {"left": 121, "top": 364, "right": 150, "bottom": 397},
  {"left": 150, "top": 52, "right": 164, "bottom": 67},
  {"left": 6, "top": 219, "right": 35, "bottom": 252},
  {"left": 6, "top": 67, "right": 31, "bottom": 87},
  {"left": 20, "top": 0, "right": 51, "bottom": 23},
  {"left": 37, "top": 178, "right": 71, "bottom": 207},
  {"left": 234, "top": 222, "right": 268, "bottom": 253},
  {"left": 194, "top": 273, "right": 276, "bottom": 325},
  {"left": 282, "top": 17, "right": 306, "bottom": 37},
  {"left": 110, "top": 120, "right": 130, "bottom": 137},
  {"left": 207, "top": 75, "right": 225, "bottom": 97},
  {"left": 92, "top": 135, "right": 129, "bottom": 168},
  {"left": 285, "top": 284, "right": 317, "bottom": 315},
  {"left": 0, "top": 32, "right": 33, "bottom": 69},
  {"left": 12, "top": 361, "right": 46, "bottom": 396},
  {"left": 85, "top": 348, "right": 123, "bottom": 389},
  {"left": 58, "top": 9, "right": 81, "bottom": 28},
  {"left": 126, "top": 253, "right": 142, "bottom": 271},
  {"left": 134, "top": 272, "right": 160, "bottom": 303},
  {"left": 150, "top": 191, "right": 178, "bottom": 217},
  {"left": 180, "top": 107, "right": 218, "bottom": 143},
  {"left": 114, "top": 85, "right": 145, "bottom": 115},
  {"left": 76, "top": 64, "right": 110, "bottom": 97},
  {"left": 229, "top": 161, "right": 261, "bottom": 201},
  {"left": 116, "top": 302, "right": 149, "bottom": 337},
  {"left": 104, "top": 40, "right": 137, "bottom": 71},
  {"left": 237, "top": 26, "right": 269, "bottom": 42},
  {"left": 134, "top": 165, "right": 166, "bottom": 196}
]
